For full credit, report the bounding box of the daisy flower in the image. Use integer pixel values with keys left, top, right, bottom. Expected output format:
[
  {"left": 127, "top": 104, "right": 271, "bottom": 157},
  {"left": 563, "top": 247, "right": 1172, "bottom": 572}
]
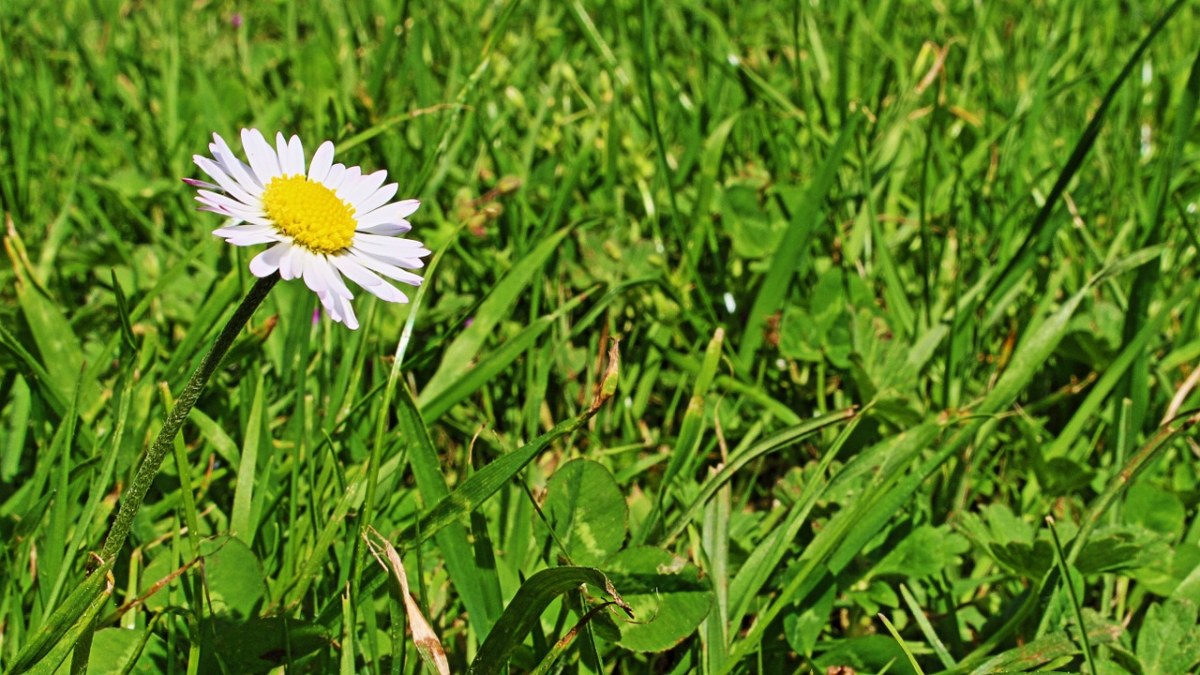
[{"left": 187, "top": 129, "right": 430, "bottom": 329}]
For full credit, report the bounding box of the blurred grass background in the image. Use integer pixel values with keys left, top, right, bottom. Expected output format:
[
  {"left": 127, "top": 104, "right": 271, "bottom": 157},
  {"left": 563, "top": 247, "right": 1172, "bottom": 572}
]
[{"left": 3, "top": 0, "right": 1200, "bottom": 673}]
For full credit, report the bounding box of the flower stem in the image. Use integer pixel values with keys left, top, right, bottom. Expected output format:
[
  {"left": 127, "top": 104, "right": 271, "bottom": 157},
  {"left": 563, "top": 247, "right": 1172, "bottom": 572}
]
[
  {"left": 55, "top": 274, "right": 277, "bottom": 675},
  {"left": 99, "top": 273, "right": 278, "bottom": 562}
]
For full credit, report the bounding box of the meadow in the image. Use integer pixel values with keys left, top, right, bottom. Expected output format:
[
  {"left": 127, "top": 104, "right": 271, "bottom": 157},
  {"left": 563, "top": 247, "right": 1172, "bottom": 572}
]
[{"left": 2, "top": 0, "right": 1200, "bottom": 673}]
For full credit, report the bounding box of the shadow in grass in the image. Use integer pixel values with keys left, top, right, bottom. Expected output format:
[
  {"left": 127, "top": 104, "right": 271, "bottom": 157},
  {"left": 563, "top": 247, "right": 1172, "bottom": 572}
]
[{"left": 199, "top": 615, "right": 330, "bottom": 674}]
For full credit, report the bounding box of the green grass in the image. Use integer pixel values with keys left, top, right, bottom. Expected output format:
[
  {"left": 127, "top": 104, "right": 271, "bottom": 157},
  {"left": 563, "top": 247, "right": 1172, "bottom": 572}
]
[{"left": 2, "top": 0, "right": 1200, "bottom": 673}]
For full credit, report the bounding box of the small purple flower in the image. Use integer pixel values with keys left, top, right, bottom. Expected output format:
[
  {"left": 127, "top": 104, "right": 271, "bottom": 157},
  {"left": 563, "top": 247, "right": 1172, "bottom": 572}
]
[
  {"left": 312, "top": 306, "right": 322, "bottom": 325},
  {"left": 464, "top": 316, "right": 475, "bottom": 328},
  {"left": 230, "top": 13, "right": 243, "bottom": 29}
]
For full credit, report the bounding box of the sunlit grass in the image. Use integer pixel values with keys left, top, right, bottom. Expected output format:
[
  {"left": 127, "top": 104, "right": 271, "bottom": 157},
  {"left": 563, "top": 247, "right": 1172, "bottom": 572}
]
[{"left": 2, "top": 1, "right": 1200, "bottom": 673}]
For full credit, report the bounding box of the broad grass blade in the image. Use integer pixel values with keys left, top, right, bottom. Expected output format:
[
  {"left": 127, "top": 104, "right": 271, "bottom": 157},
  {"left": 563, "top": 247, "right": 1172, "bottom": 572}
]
[{"left": 467, "top": 567, "right": 631, "bottom": 675}]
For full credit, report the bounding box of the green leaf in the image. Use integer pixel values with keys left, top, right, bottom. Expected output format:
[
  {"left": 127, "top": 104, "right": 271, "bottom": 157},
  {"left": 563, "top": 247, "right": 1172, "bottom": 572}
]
[
  {"left": 969, "top": 615, "right": 1124, "bottom": 674},
  {"left": 1136, "top": 599, "right": 1200, "bottom": 674},
  {"left": 982, "top": 0, "right": 1188, "bottom": 305},
  {"left": 1036, "top": 456, "right": 1096, "bottom": 496},
  {"left": 783, "top": 584, "right": 835, "bottom": 657},
  {"left": 1132, "top": 543, "right": 1200, "bottom": 597},
  {"left": 1, "top": 372, "right": 31, "bottom": 481},
  {"left": 1123, "top": 482, "right": 1186, "bottom": 535},
  {"left": 200, "top": 616, "right": 329, "bottom": 674},
  {"left": 86, "top": 626, "right": 167, "bottom": 674},
  {"left": 543, "top": 459, "right": 627, "bottom": 566},
  {"left": 201, "top": 536, "right": 266, "bottom": 619},
  {"left": 404, "top": 343, "right": 618, "bottom": 545},
  {"left": 737, "top": 113, "right": 861, "bottom": 363},
  {"left": 662, "top": 407, "right": 857, "bottom": 544},
  {"left": 990, "top": 540, "right": 1056, "bottom": 579},
  {"left": 467, "top": 566, "right": 631, "bottom": 675},
  {"left": 721, "top": 184, "right": 780, "bottom": 259},
  {"left": 810, "top": 265, "right": 845, "bottom": 333},
  {"left": 603, "top": 546, "right": 711, "bottom": 652},
  {"left": 1075, "top": 528, "right": 1161, "bottom": 575},
  {"left": 812, "top": 635, "right": 919, "bottom": 675},
  {"left": 872, "top": 525, "right": 969, "bottom": 579},
  {"left": 779, "top": 306, "right": 822, "bottom": 362}
]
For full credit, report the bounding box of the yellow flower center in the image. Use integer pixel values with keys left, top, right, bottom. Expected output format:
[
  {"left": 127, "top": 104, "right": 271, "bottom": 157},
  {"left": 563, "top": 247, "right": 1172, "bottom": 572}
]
[{"left": 261, "top": 175, "right": 357, "bottom": 254}]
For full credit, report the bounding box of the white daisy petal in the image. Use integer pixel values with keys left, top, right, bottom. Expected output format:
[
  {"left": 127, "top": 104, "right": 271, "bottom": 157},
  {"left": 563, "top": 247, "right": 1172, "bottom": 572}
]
[
  {"left": 183, "top": 177, "right": 221, "bottom": 191},
  {"left": 250, "top": 242, "right": 289, "bottom": 277},
  {"left": 213, "top": 223, "right": 274, "bottom": 238},
  {"left": 197, "top": 190, "right": 266, "bottom": 217},
  {"left": 202, "top": 209, "right": 273, "bottom": 228},
  {"left": 316, "top": 256, "right": 354, "bottom": 299},
  {"left": 316, "top": 289, "right": 339, "bottom": 323},
  {"left": 198, "top": 206, "right": 240, "bottom": 224},
  {"left": 349, "top": 249, "right": 425, "bottom": 286},
  {"left": 194, "top": 195, "right": 234, "bottom": 216},
  {"left": 301, "top": 250, "right": 332, "bottom": 297},
  {"left": 353, "top": 233, "right": 431, "bottom": 255},
  {"left": 196, "top": 198, "right": 232, "bottom": 215},
  {"left": 354, "top": 182, "right": 400, "bottom": 216},
  {"left": 308, "top": 141, "right": 335, "bottom": 182},
  {"left": 241, "top": 128, "right": 282, "bottom": 185},
  {"left": 343, "top": 170, "right": 388, "bottom": 209},
  {"left": 275, "top": 133, "right": 296, "bottom": 175},
  {"left": 197, "top": 195, "right": 273, "bottom": 227},
  {"left": 213, "top": 225, "right": 271, "bottom": 242},
  {"left": 333, "top": 167, "right": 362, "bottom": 198},
  {"left": 225, "top": 231, "right": 281, "bottom": 246},
  {"left": 287, "top": 135, "right": 305, "bottom": 177},
  {"left": 229, "top": 221, "right": 280, "bottom": 235},
  {"left": 300, "top": 253, "right": 348, "bottom": 301},
  {"left": 323, "top": 163, "right": 347, "bottom": 190},
  {"left": 329, "top": 254, "right": 383, "bottom": 290},
  {"left": 357, "top": 200, "right": 420, "bottom": 229},
  {"left": 273, "top": 132, "right": 305, "bottom": 176},
  {"left": 211, "top": 133, "right": 263, "bottom": 195},
  {"left": 351, "top": 243, "right": 429, "bottom": 269},
  {"left": 350, "top": 243, "right": 425, "bottom": 263},
  {"left": 189, "top": 128, "right": 429, "bottom": 330},
  {"left": 331, "top": 254, "right": 409, "bottom": 303},
  {"left": 396, "top": 198, "right": 420, "bottom": 216},
  {"left": 194, "top": 156, "right": 259, "bottom": 205},
  {"left": 319, "top": 293, "right": 341, "bottom": 324},
  {"left": 395, "top": 199, "right": 422, "bottom": 218},
  {"left": 278, "top": 244, "right": 303, "bottom": 280},
  {"left": 318, "top": 263, "right": 361, "bottom": 328},
  {"left": 356, "top": 221, "right": 412, "bottom": 236},
  {"left": 312, "top": 270, "right": 352, "bottom": 329},
  {"left": 338, "top": 294, "right": 360, "bottom": 329}
]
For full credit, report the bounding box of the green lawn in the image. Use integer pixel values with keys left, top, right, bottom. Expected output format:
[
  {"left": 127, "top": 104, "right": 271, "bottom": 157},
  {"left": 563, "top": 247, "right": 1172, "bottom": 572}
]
[{"left": 2, "top": 0, "right": 1200, "bottom": 673}]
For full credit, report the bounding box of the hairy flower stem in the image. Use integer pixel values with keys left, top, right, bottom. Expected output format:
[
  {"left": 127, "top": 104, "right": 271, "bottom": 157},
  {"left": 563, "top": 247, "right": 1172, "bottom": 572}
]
[
  {"left": 100, "top": 273, "right": 278, "bottom": 562},
  {"left": 68, "top": 274, "right": 277, "bottom": 675},
  {"left": 26, "top": 274, "right": 280, "bottom": 675}
]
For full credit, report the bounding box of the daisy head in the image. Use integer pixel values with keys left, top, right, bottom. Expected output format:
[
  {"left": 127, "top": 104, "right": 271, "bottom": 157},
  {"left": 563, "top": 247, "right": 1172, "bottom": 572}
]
[{"left": 187, "top": 129, "right": 431, "bottom": 329}]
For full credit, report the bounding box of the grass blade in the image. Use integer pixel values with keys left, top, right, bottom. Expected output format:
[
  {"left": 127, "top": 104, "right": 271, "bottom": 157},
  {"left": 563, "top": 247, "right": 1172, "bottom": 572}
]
[
  {"left": 230, "top": 370, "right": 265, "bottom": 542},
  {"left": 394, "top": 383, "right": 502, "bottom": 636},
  {"left": 467, "top": 567, "right": 631, "bottom": 675},
  {"left": 418, "top": 226, "right": 571, "bottom": 411},
  {"left": 983, "top": 0, "right": 1187, "bottom": 307},
  {"left": 1117, "top": 43, "right": 1200, "bottom": 432},
  {"left": 736, "top": 113, "right": 860, "bottom": 363}
]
